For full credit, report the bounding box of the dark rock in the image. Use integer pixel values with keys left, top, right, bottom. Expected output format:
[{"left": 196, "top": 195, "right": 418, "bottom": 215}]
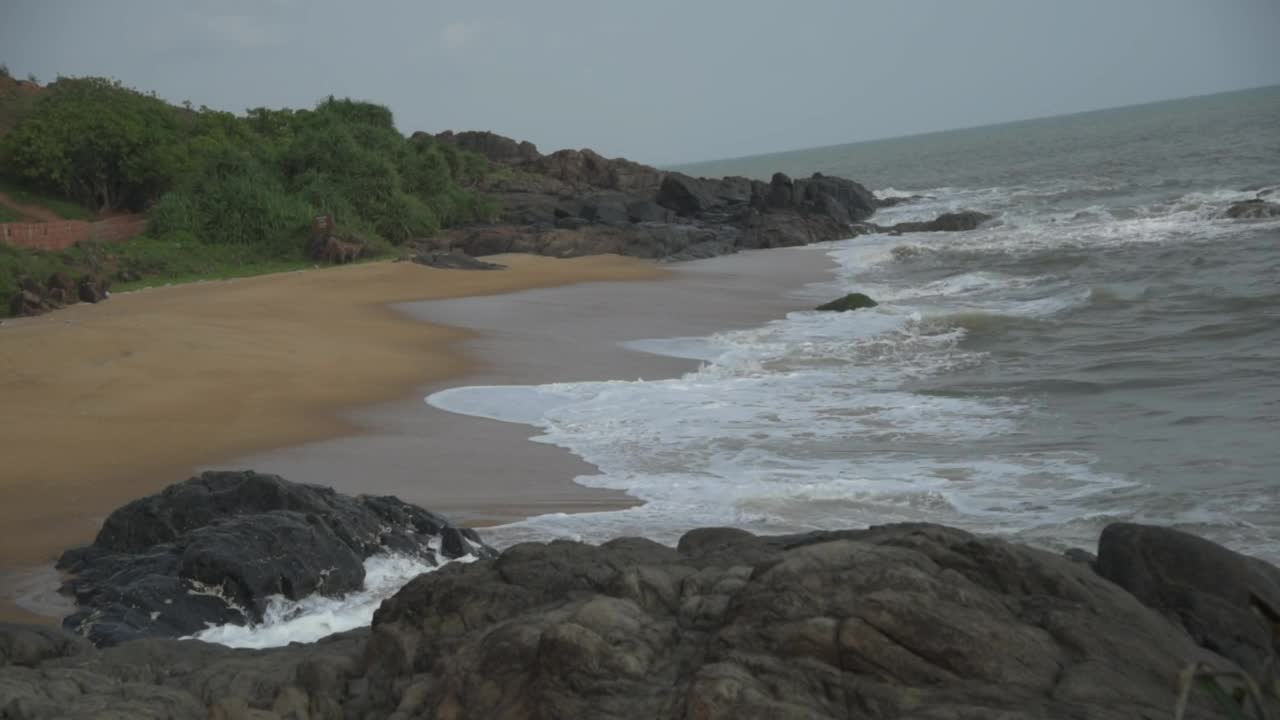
[
  {"left": 18, "top": 276, "right": 41, "bottom": 295},
  {"left": 411, "top": 250, "right": 505, "bottom": 270},
  {"left": 815, "top": 293, "right": 878, "bottom": 312},
  {"left": 578, "top": 193, "right": 632, "bottom": 225},
  {"left": 115, "top": 268, "right": 143, "bottom": 283},
  {"left": 44, "top": 272, "right": 72, "bottom": 295},
  {"left": 75, "top": 275, "right": 109, "bottom": 304},
  {"left": 8, "top": 290, "right": 48, "bottom": 317},
  {"left": 1, "top": 522, "right": 1266, "bottom": 718},
  {"left": 0, "top": 624, "right": 91, "bottom": 668},
  {"left": 889, "top": 210, "right": 993, "bottom": 233},
  {"left": 433, "top": 129, "right": 541, "bottom": 165},
  {"left": 57, "top": 470, "right": 493, "bottom": 646},
  {"left": 1063, "top": 547, "right": 1098, "bottom": 567},
  {"left": 625, "top": 199, "right": 675, "bottom": 224},
  {"left": 1097, "top": 522, "right": 1280, "bottom": 676},
  {"left": 1222, "top": 198, "right": 1280, "bottom": 219},
  {"left": 876, "top": 194, "right": 929, "bottom": 207},
  {"left": 656, "top": 173, "right": 717, "bottom": 216}
]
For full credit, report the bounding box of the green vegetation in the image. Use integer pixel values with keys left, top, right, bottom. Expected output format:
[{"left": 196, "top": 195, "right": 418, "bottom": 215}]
[
  {"left": 0, "top": 64, "right": 8, "bottom": 79},
  {"left": 0, "top": 204, "right": 23, "bottom": 222},
  {"left": 0, "top": 179, "right": 93, "bottom": 220},
  {"left": 0, "top": 75, "right": 499, "bottom": 315}
]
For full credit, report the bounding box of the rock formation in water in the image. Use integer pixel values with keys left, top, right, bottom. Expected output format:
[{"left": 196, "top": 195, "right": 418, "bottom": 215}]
[
  {"left": 6, "top": 474, "right": 1280, "bottom": 718},
  {"left": 422, "top": 132, "right": 991, "bottom": 262},
  {"left": 55, "top": 470, "right": 493, "bottom": 646},
  {"left": 1223, "top": 198, "right": 1280, "bottom": 219},
  {"left": 815, "top": 292, "right": 879, "bottom": 311}
]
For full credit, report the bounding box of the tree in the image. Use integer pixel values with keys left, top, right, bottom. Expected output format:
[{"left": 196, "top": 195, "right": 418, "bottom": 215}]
[{"left": 0, "top": 77, "right": 181, "bottom": 212}]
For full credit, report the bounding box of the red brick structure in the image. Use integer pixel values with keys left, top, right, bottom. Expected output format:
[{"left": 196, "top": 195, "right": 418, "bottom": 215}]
[{"left": 0, "top": 215, "right": 147, "bottom": 251}]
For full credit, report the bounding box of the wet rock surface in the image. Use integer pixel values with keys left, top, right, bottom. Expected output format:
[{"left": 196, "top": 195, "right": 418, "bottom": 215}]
[
  {"left": 4, "top": 511, "right": 1274, "bottom": 718},
  {"left": 56, "top": 470, "right": 492, "bottom": 646}
]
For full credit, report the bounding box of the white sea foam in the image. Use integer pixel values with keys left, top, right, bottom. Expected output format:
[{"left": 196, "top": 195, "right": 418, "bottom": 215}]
[{"left": 188, "top": 552, "right": 474, "bottom": 649}]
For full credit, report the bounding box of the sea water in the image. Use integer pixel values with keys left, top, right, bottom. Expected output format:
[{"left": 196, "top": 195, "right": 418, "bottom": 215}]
[{"left": 206, "top": 85, "right": 1280, "bottom": 647}]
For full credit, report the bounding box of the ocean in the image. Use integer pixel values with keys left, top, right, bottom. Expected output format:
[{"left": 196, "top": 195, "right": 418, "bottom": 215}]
[{"left": 200, "top": 86, "right": 1280, "bottom": 647}]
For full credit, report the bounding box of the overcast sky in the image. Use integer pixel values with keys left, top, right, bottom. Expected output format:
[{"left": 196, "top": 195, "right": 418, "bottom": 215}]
[{"left": 2, "top": 0, "right": 1277, "bottom": 165}]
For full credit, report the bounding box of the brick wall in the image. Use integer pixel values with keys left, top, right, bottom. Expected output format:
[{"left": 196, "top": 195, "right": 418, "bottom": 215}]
[{"left": 0, "top": 215, "right": 148, "bottom": 251}]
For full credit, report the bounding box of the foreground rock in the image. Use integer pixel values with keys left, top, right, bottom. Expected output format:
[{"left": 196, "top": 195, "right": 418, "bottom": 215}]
[
  {"left": 1097, "top": 522, "right": 1280, "bottom": 677},
  {"left": 57, "top": 470, "right": 492, "bottom": 646},
  {"left": 5, "top": 517, "right": 1274, "bottom": 718}
]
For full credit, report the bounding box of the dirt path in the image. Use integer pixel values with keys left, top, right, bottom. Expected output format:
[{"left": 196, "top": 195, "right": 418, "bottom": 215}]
[{"left": 0, "top": 190, "right": 62, "bottom": 222}]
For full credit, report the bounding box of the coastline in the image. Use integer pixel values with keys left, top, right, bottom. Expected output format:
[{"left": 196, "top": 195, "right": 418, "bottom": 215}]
[
  {"left": 228, "top": 244, "right": 842, "bottom": 541},
  {"left": 0, "top": 253, "right": 666, "bottom": 621}
]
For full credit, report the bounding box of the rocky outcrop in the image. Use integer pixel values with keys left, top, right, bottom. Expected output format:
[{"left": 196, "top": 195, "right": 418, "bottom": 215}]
[
  {"left": 57, "top": 470, "right": 492, "bottom": 646},
  {"left": 1223, "top": 198, "right": 1280, "bottom": 219},
  {"left": 886, "top": 209, "right": 993, "bottom": 233},
  {"left": 7, "top": 511, "right": 1276, "bottom": 718},
  {"left": 816, "top": 292, "right": 878, "bottom": 311},
  {"left": 419, "top": 133, "right": 897, "bottom": 262},
  {"left": 433, "top": 130, "right": 542, "bottom": 165},
  {"left": 1097, "top": 522, "right": 1280, "bottom": 677}
]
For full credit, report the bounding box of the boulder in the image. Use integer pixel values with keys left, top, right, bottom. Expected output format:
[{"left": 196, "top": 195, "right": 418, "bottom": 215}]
[
  {"left": 1, "top": 522, "right": 1268, "bottom": 718},
  {"left": 57, "top": 470, "right": 493, "bottom": 646},
  {"left": 75, "top": 275, "right": 109, "bottom": 304},
  {"left": 889, "top": 210, "right": 993, "bottom": 233},
  {"left": 8, "top": 290, "right": 48, "bottom": 317},
  {"left": 1096, "top": 522, "right": 1280, "bottom": 676},
  {"left": 1222, "top": 198, "right": 1280, "bottom": 219},
  {"left": 815, "top": 293, "right": 878, "bottom": 312},
  {"left": 656, "top": 173, "right": 717, "bottom": 216}
]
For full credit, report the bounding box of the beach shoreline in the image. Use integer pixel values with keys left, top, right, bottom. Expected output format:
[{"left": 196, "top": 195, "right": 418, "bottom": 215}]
[{"left": 0, "top": 254, "right": 668, "bottom": 622}]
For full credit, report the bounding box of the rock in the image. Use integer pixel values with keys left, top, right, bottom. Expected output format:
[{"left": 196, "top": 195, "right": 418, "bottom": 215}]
[
  {"left": 75, "top": 274, "right": 109, "bottom": 303},
  {"left": 57, "top": 470, "right": 494, "bottom": 646},
  {"left": 8, "top": 290, "right": 48, "bottom": 317},
  {"left": 815, "top": 293, "right": 878, "bottom": 312},
  {"left": 305, "top": 215, "right": 366, "bottom": 264},
  {"left": 1096, "top": 522, "right": 1280, "bottom": 676},
  {"left": 1222, "top": 198, "right": 1280, "bottom": 219},
  {"left": 411, "top": 250, "right": 505, "bottom": 270},
  {"left": 888, "top": 210, "right": 993, "bottom": 233},
  {"left": 656, "top": 173, "right": 717, "bottom": 216},
  {"left": 876, "top": 194, "right": 929, "bottom": 207},
  {"left": 1, "top": 522, "right": 1267, "bottom": 718},
  {"left": 625, "top": 199, "right": 675, "bottom": 224},
  {"left": 577, "top": 193, "right": 632, "bottom": 225},
  {"left": 0, "top": 624, "right": 91, "bottom": 668},
  {"left": 433, "top": 130, "right": 541, "bottom": 165},
  {"left": 44, "top": 272, "right": 72, "bottom": 295}
]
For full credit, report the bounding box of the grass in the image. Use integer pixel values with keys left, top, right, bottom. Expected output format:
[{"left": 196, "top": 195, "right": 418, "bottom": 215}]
[
  {"left": 0, "top": 234, "right": 328, "bottom": 315},
  {"left": 0, "top": 203, "right": 24, "bottom": 222},
  {"left": 0, "top": 178, "right": 93, "bottom": 221}
]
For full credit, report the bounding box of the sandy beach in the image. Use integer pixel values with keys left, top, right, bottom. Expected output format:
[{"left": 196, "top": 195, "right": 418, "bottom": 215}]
[{"left": 0, "top": 254, "right": 665, "bottom": 620}]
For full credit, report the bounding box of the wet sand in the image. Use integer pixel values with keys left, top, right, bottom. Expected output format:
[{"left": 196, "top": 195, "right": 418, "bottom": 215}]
[
  {"left": 224, "top": 245, "right": 840, "bottom": 528},
  {"left": 0, "top": 254, "right": 665, "bottom": 620}
]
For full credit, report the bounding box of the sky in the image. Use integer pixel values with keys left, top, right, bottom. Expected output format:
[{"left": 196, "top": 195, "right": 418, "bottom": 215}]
[{"left": 1, "top": 0, "right": 1277, "bottom": 165}]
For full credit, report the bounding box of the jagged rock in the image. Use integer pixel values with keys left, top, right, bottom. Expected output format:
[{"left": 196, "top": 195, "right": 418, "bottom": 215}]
[
  {"left": 44, "top": 272, "right": 72, "bottom": 295},
  {"left": 656, "top": 173, "right": 717, "bottom": 216},
  {"left": 433, "top": 129, "right": 542, "bottom": 165},
  {"left": 57, "top": 470, "right": 493, "bottom": 646},
  {"left": 1, "top": 522, "right": 1266, "bottom": 718},
  {"left": 815, "top": 293, "right": 878, "bottom": 312},
  {"left": 1097, "top": 522, "right": 1280, "bottom": 676},
  {"left": 411, "top": 251, "right": 505, "bottom": 270},
  {"left": 1222, "top": 198, "right": 1280, "bottom": 219}
]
